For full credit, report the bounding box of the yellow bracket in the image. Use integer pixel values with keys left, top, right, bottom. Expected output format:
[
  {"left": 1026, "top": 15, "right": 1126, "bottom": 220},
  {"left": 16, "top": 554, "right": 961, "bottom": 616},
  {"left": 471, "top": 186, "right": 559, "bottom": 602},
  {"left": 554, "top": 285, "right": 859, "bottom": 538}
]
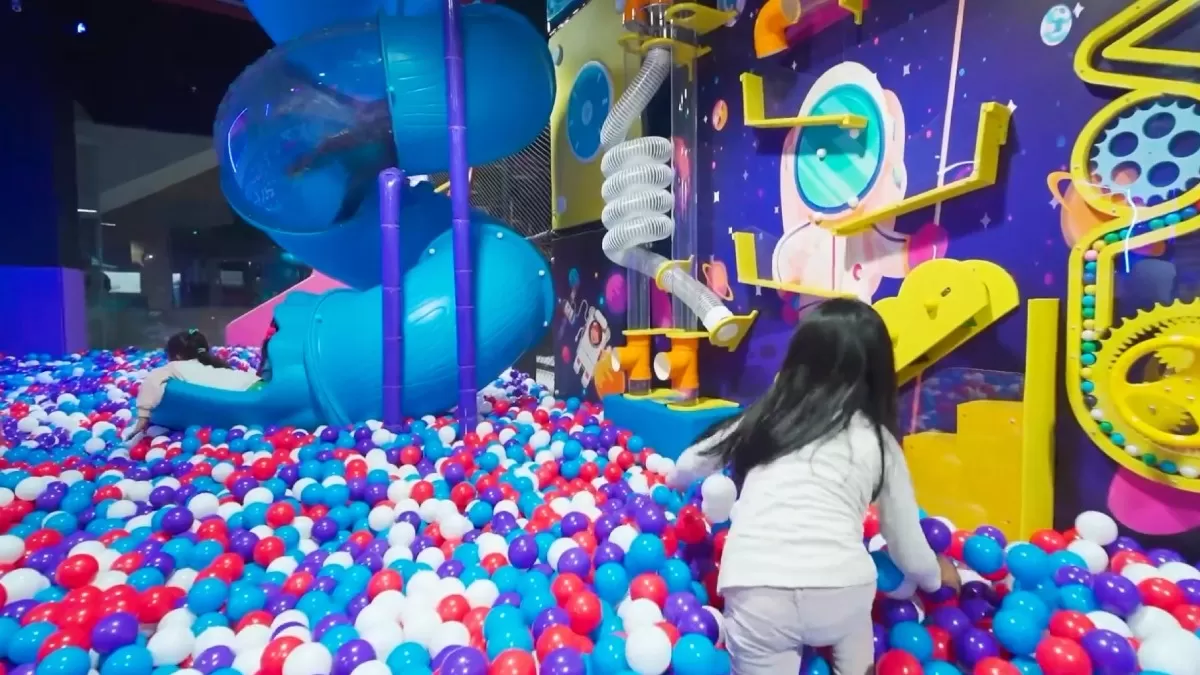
[
  {"left": 618, "top": 35, "right": 710, "bottom": 79},
  {"left": 653, "top": 256, "right": 695, "bottom": 292},
  {"left": 838, "top": 0, "right": 864, "bottom": 24},
  {"left": 623, "top": 328, "right": 676, "bottom": 337},
  {"left": 1075, "top": 0, "right": 1200, "bottom": 96},
  {"left": 740, "top": 73, "right": 867, "bottom": 129},
  {"left": 874, "top": 259, "right": 1020, "bottom": 385},
  {"left": 664, "top": 2, "right": 737, "bottom": 35},
  {"left": 1101, "top": 0, "right": 1200, "bottom": 70},
  {"left": 825, "top": 103, "right": 1013, "bottom": 236},
  {"left": 708, "top": 311, "right": 758, "bottom": 352},
  {"left": 730, "top": 231, "right": 856, "bottom": 298}
]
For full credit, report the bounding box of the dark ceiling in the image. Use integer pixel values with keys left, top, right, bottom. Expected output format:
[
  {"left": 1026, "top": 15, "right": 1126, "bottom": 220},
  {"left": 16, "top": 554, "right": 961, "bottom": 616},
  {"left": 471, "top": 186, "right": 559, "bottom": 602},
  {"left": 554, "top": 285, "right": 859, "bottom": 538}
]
[{"left": 53, "top": 0, "right": 547, "bottom": 137}]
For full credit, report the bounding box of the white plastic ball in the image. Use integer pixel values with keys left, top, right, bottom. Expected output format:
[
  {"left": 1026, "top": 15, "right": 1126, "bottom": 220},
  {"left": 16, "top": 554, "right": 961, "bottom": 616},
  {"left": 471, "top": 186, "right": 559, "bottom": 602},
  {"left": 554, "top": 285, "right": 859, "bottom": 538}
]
[
  {"left": 350, "top": 661, "right": 391, "bottom": 675},
  {"left": 1129, "top": 605, "right": 1182, "bottom": 640},
  {"left": 283, "top": 643, "right": 333, "bottom": 675},
  {"left": 465, "top": 579, "right": 499, "bottom": 608},
  {"left": 1066, "top": 539, "right": 1109, "bottom": 574},
  {"left": 619, "top": 598, "right": 664, "bottom": 631},
  {"left": 1074, "top": 510, "right": 1119, "bottom": 545},
  {"left": 609, "top": 524, "right": 638, "bottom": 552},
  {"left": 232, "top": 647, "right": 265, "bottom": 675},
  {"left": 1137, "top": 628, "right": 1200, "bottom": 675},
  {"left": 1122, "top": 562, "right": 1161, "bottom": 585},
  {"left": 354, "top": 604, "right": 396, "bottom": 633},
  {"left": 359, "top": 624, "right": 405, "bottom": 659},
  {"left": 367, "top": 506, "right": 396, "bottom": 532},
  {"left": 1159, "top": 562, "right": 1200, "bottom": 583},
  {"left": 188, "top": 493, "right": 220, "bottom": 518},
  {"left": 437, "top": 425, "right": 457, "bottom": 444},
  {"left": 428, "top": 621, "right": 470, "bottom": 655},
  {"left": 148, "top": 627, "right": 195, "bottom": 665},
  {"left": 1, "top": 568, "right": 49, "bottom": 601},
  {"left": 233, "top": 624, "right": 272, "bottom": 653},
  {"left": 625, "top": 625, "right": 673, "bottom": 675},
  {"left": 0, "top": 534, "right": 26, "bottom": 563},
  {"left": 401, "top": 609, "right": 441, "bottom": 649},
  {"left": 1087, "top": 611, "right": 1133, "bottom": 637}
]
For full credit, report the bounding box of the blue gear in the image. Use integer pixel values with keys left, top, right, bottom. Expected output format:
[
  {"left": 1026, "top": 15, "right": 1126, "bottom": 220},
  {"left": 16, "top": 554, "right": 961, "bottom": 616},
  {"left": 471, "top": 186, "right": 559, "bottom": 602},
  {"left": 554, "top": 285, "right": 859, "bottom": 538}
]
[
  {"left": 1090, "top": 96, "right": 1200, "bottom": 207},
  {"left": 566, "top": 61, "right": 613, "bottom": 163}
]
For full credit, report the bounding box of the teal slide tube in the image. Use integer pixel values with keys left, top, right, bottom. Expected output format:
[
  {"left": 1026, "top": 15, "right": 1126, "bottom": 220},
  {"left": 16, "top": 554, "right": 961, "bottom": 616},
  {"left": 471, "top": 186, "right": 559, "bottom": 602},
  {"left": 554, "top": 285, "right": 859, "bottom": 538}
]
[{"left": 162, "top": 4, "right": 556, "bottom": 428}]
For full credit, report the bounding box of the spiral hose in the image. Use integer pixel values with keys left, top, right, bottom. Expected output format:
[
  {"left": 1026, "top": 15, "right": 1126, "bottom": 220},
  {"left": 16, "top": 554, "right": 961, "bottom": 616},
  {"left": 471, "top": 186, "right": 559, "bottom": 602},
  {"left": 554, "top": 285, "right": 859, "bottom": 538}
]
[{"left": 597, "top": 47, "right": 735, "bottom": 337}]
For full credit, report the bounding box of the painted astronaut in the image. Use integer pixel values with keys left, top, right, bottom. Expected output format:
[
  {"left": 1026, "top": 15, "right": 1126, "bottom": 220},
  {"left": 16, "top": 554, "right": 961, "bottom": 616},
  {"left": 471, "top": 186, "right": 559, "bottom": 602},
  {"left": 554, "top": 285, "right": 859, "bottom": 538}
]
[
  {"left": 773, "top": 62, "right": 911, "bottom": 302},
  {"left": 573, "top": 306, "right": 611, "bottom": 389}
]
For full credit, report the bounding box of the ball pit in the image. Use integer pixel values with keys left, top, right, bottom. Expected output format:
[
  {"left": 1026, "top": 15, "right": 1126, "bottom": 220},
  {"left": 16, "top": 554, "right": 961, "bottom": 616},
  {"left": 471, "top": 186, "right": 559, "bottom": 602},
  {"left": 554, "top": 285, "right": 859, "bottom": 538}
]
[{"left": 1, "top": 349, "right": 1200, "bottom": 675}]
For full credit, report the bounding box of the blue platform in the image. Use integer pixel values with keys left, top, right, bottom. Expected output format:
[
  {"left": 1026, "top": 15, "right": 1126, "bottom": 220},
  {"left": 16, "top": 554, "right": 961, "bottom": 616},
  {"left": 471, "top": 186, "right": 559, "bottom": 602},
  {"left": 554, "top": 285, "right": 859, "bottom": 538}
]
[{"left": 602, "top": 395, "right": 742, "bottom": 460}]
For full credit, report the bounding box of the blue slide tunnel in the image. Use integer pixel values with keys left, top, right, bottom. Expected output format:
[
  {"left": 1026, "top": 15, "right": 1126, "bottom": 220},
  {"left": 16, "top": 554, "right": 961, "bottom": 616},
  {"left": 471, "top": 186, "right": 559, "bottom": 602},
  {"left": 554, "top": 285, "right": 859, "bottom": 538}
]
[{"left": 151, "top": 4, "right": 555, "bottom": 428}]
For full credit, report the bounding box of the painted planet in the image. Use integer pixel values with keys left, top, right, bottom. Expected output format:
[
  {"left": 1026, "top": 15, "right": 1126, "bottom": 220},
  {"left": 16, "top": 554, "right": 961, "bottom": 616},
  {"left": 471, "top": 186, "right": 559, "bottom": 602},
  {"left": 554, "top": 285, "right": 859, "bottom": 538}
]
[
  {"left": 712, "top": 100, "right": 728, "bottom": 131},
  {"left": 908, "top": 222, "right": 948, "bottom": 269},
  {"left": 605, "top": 272, "right": 627, "bottom": 314}
]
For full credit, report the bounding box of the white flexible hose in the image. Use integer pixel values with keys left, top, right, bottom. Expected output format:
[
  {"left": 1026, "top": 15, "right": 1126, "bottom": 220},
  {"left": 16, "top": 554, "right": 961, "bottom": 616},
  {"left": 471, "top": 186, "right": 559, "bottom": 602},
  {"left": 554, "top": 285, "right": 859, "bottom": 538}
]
[{"left": 598, "top": 47, "right": 734, "bottom": 338}]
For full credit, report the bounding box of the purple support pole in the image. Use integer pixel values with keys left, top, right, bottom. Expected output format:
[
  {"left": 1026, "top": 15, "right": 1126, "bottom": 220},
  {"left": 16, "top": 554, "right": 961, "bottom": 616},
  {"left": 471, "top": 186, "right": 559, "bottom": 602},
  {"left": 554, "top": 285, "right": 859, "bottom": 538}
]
[
  {"left": 380, "top": 168, "right": 405, "bottom": 426},
  {"left": 443, "top": 0, "right": 478, "bottom": 425}
]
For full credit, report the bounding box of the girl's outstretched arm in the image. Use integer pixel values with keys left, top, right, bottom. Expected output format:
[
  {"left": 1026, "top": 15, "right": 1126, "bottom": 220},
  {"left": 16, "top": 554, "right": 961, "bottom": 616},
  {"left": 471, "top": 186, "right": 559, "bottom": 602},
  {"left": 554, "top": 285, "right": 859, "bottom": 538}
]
[
  {"left": 668, "top": 416, "right": 740, "bottom": 488},
  {"left": 877, "top": 432, "right": 942, "bottom": 592}
]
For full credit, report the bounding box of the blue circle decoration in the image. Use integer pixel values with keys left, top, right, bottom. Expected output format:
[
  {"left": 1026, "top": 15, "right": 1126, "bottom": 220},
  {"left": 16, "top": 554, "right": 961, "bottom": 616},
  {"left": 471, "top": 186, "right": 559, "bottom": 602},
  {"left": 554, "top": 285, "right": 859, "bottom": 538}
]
[
  {"left": 567, "top": 61, "right": 613, "bottom": 163},
  {"left": 793, "top": 83, "right": 886, "bottom": 214}
]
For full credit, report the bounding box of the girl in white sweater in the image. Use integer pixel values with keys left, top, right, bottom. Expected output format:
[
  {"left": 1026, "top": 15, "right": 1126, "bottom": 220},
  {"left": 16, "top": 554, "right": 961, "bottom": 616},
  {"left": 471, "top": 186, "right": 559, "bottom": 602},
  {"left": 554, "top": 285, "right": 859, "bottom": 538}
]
[
  {"left": 124, "top": 330, "right": 261, "bottom": 438},
  {"left": 668, "top": 298, "right": 960, "bottom": 675}
]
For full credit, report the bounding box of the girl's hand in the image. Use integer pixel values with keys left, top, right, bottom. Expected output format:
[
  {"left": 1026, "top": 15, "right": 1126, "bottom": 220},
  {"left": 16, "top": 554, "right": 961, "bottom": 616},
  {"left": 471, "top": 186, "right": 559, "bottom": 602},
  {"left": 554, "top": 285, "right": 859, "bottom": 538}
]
[
  {"left": 938, "top": 555, "right": 962, "bottom": 592},
  {"left": 123, "top": 417, "right": 148, "bottom": 442}
]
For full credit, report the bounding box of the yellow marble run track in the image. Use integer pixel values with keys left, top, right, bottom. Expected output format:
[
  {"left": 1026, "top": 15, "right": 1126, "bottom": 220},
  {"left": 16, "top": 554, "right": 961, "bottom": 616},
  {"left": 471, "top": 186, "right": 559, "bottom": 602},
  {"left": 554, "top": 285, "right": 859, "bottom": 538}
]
[{"left": 1063, "top": 0, "right": 1200, "bottom": 491}]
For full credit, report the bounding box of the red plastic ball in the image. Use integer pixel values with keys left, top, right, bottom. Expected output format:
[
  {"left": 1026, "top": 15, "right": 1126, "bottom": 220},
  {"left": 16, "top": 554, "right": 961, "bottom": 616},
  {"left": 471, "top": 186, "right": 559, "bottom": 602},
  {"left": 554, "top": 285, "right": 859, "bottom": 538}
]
[
  {"left": 1172, "top": 604, "right": 1200, "bottom": 632},
  {"left": 564, "top": 591, "right": 602, "bottom": 635},
  {"left": 367, "top": 570, "right": 403, "bottom": 599},
  {"left": 1035, "top": 636, "right": 1092, "bottom": 675},
  {"left": 629, "top": 573, "right": 668, "bottom": 608},
  {"left": 1047, "top": 611, "right": 1094, "bottom": 641},
  {"left": 489, "top": 648, "right": 536, "bottom": 675},
  {"left": 436, "top": 594, "right": 470, "bottom": 622},
  {"left": 260, "top": 636, "right": 303, "bottom": 675},
  {"left": 551, "top": 573, "right": 585, "bottom": 606},
  {"left": 1030, "top": 529, "right": 1068, "bottom": 553},
  {"left": 876, "top": 649, "right": 924, "bottom": 675},
  {"left": 535, "top": 625, "right": 579, "bottom": 661},
  {"left": 1138, "top": 578, "right": 1184, "bottom": 611}
]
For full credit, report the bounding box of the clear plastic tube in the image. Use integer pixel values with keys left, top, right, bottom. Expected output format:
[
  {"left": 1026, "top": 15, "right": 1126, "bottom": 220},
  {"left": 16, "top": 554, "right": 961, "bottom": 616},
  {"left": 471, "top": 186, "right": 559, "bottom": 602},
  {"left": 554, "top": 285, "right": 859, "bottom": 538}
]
[{"left": 599, "top": 47, "right": 733, "bottom": 336}]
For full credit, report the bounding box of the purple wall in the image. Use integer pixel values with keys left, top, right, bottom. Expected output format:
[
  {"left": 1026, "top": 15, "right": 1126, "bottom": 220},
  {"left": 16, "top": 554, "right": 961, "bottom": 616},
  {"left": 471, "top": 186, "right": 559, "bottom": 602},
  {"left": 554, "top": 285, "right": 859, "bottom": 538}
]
[
  {"left": 691, "top": 0, "right": 1200, "bottom": 555},
  {"left": 0, "top": 267, "right": 88, "bottom": 357}
]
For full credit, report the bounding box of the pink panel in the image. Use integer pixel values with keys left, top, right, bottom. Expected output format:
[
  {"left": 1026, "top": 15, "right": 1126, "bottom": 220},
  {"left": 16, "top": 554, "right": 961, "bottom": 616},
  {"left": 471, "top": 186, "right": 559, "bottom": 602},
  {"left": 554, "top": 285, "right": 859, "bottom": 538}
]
[
  {"left": 224, "top": 272, "right": 345, "bottom": 346},
  {"left": 1107, "top": 467, "right": 1200, "bottom": 536}
]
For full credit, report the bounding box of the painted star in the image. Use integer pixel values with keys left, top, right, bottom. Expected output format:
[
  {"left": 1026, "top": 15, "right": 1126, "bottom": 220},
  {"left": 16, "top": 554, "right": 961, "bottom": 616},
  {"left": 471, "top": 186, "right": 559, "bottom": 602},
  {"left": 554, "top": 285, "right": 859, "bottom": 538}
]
[
  {"left": 1073, "top": 2, "right": 1084, "bottom": 17},
  {"left": 1006, "top": 99, "right": 1018, "bottom": 113},
  {"left": 742, "top": 170, "right": 749, "bottom": 180},
  {"left": 713, "top": 191, "right": 720, "bottom": 203},
  {"left": 980, "top": 213, "right": 992, "bottom": 228},
  {"left": 903, "top": 64, "right": 911, "bottom": 76}
]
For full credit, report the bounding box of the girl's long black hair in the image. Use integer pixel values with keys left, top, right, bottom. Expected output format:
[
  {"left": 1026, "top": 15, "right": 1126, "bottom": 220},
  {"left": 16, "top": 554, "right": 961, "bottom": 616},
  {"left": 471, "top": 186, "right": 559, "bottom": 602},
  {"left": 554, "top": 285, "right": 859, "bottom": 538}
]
[
  {"left": 165, "top": 329, "right": 231, "bottom": 369},
  {"left": 699, "top": 297, "right": 899, "bottom": 492}
]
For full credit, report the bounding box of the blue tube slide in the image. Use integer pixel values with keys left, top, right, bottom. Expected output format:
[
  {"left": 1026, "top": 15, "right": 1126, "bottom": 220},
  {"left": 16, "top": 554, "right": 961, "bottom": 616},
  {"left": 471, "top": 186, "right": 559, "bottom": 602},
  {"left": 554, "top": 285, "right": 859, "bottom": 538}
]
[{"left": 150, "top": 5, "right": 555, "bottom": 427}]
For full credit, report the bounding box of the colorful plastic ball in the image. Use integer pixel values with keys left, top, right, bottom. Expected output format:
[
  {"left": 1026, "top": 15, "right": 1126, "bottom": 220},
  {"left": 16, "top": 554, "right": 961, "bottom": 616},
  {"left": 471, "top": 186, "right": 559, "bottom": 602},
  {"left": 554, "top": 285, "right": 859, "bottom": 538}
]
[
  {"left": 35, "top": 646, "right": 91, "bottom": 675},
  {"left": 963, "top": 535, "right": 1005, "bottom": 574},
  {"left": 8, "top": 622, "right": 57, "bottom": 664},
  {"left": 1035, "top": 636, "right": 1092, "bottom": 675},
  {"left": 876, "top": 649, "right": 923, "bottom": 675},
  {"left": 100, "top": 645, "right": 155, "bottom": 675},
  {"left": 888, "top": 622, "right": 933, "bottom": 662},
  {"left": 992, "top": 609, "right": 1042, "bottom": 656}
]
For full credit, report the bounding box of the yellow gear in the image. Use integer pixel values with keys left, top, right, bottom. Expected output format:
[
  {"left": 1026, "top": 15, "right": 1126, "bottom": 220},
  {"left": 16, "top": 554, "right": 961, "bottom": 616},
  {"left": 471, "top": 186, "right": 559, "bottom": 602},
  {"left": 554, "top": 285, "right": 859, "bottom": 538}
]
[{"left": 1090, "top": 300, "right": 1200, "bottom": 471}]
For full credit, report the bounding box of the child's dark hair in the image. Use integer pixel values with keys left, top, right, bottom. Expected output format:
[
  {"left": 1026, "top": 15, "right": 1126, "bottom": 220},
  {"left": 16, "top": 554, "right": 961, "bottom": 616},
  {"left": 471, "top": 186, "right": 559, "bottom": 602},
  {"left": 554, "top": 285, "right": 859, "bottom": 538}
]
[
  {"left": 698, "top": 297, "right": 898, "bottom": 495},
  {"left": 166, "top": 329, "right": 230, "bottom": 369}
]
